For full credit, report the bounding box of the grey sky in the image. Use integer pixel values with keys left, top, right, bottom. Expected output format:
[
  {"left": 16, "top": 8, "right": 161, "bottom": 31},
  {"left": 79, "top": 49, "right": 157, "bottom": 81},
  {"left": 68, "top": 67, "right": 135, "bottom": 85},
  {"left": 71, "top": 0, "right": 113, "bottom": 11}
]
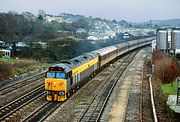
[{"left": 0, "top": 0, "right": 180, "bottom": 22}]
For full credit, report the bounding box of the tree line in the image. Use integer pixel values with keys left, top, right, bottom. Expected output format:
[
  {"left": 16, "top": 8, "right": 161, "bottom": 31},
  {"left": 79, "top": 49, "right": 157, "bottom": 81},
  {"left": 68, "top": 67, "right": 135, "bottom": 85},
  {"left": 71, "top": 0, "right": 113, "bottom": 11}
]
[
  {"left": 0, "top": 12, "right": 92, "bottom": 42},
  {"left": 0, "top": 12, "right": 92, "bottom": 61}
]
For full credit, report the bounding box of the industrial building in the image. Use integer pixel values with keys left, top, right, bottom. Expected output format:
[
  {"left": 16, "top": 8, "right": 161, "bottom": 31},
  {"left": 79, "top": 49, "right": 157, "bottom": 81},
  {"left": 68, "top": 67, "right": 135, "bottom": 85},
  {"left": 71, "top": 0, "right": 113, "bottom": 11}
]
[{"left": 156, "top": 28, "right": 180, "bottom": 55}]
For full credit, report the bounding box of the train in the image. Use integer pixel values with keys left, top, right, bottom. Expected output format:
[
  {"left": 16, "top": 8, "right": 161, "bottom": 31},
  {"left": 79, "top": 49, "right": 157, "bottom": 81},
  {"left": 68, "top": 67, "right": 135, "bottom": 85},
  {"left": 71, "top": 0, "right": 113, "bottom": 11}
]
[{"left": 44, "top": 37, "right": 153, "bottom": 101}]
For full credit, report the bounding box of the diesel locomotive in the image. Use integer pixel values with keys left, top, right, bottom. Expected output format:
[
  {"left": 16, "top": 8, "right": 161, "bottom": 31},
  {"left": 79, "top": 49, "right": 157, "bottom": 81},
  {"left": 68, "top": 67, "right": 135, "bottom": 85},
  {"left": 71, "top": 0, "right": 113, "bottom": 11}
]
[{"left": 45, "top": 38, "right": 153, "bottom": 101}]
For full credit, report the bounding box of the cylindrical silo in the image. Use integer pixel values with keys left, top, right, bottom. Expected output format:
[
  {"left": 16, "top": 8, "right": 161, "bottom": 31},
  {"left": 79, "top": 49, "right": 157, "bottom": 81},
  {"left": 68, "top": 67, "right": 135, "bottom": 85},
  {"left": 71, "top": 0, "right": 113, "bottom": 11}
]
[
  {"left": 171, "top": 29, "right": 180, "bottom": 49},
  {"left": 171, "top": 29, "right": 180, "bottom": 55},
  {"left": 156, "top": 29, "right": 168, "bottom": 50}
]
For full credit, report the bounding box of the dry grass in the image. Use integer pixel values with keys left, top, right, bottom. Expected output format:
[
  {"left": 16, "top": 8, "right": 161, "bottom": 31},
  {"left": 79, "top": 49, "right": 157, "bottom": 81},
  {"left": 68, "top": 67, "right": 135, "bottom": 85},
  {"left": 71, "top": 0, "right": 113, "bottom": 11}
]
[
  {"left": 0, "top": 62, "right": 12, "bottom": 80},
  {"left": 0, "top": 58, "right": 49, "bottom": 81},
  {"left": 12, "top": 59, "right": 39, "bottom": 68}
]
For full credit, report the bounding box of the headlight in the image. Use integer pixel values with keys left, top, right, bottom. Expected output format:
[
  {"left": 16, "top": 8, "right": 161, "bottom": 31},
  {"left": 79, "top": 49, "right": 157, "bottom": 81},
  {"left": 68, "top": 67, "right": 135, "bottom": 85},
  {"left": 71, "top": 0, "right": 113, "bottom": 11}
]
[
  {"left": 58, "top": 91, "right": 65, "bottom": 96},
  {"left": 44, "top": 91, "right": 48, "bottom": 94}
]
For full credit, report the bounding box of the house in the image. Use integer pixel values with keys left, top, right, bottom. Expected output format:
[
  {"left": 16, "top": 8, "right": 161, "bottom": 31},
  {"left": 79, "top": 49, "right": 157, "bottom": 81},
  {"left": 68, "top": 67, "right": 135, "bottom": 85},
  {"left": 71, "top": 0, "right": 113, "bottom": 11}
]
[
  {"left": 54, "top": 16, "right": 64, "bottom": 23},
  {"left": 76, "top": 28, "right": 87, "bottom": 33},
  {"left": 44, "top": 15, "right": 64, "bottom": 23},
  {"left": 122, "top": 32, "right": 134, "bottom": 39},
  {"left": 16, "top": 42, "right": 28, "bottom": 47},
  {"left": 128, "top": 31, "right": 145, "bottom": 37},
  {"left": 0, "top": 49, "right": 11, "bottom": 58},
  {"left": 122, "top": 31, "right": 146, "bottom": 40},
  {"left": 22, "top": 12, "right": 36, "bottom": 21},
  {"left": 87, "top": 36, "right": 99, "bottom": 41},
  {"left": 45, "top": 14, "right": 55, "bottom": 22},
  {"left": 0, "top": 41, "right": 5, "bottom": 47}
]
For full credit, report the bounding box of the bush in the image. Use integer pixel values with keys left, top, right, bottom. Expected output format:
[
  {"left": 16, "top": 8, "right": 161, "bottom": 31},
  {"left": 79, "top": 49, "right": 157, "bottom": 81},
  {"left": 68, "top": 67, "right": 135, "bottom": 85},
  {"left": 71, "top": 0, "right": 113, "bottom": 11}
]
[
  {"left": 0, "top": 62, "right": 12, "bottom": 80},
  {"left": 12, "top": 59, "right": 39, "bottom": 68},
  {"left": 152, "top": 50, "right": 179, "bottom": 84},
  {"left": 0, "top": 58, "right": 48, "bottom": 81}
]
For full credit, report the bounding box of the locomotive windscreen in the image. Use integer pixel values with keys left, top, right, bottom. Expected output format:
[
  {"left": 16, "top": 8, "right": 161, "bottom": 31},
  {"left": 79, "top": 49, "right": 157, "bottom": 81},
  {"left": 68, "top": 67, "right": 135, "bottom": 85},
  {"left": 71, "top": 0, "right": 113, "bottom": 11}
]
[
  {"left": 49, "top": 67, "right": 65, "bottom": 72},
  {"left": 46, "top": 72, "right": 66, "bottom": 78}
]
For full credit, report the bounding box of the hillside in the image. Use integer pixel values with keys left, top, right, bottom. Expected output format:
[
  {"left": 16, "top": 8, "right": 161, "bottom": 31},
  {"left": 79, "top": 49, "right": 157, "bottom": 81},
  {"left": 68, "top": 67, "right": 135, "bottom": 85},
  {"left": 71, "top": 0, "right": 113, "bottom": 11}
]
[
  {"left": 135, "top": 19, "right": 180, "bottom": 27},
  {"left": 151, "top": 19, "right": 180, "bottom": 26}
]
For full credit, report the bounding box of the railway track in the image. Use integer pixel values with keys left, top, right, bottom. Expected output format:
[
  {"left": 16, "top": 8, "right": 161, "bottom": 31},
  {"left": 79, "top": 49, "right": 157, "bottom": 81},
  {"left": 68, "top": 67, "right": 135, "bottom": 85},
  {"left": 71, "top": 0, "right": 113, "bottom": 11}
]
[
  {"left": 0, "top": 85, "right": 44, "bottom": 121},
  {"left": 0, "top": 72, "right": 45, "bottom": 95},
  {"left": 140, "top": 65, "right": 154, "bottom": 122},
  {"left": 21, "top": 101, "right": 62, "bottom": 122},
  {"left": 78, "top": 51, "right": 137, "bottom": 122},
  {"left": 125, "top": 49, "right": 156, "bottom": 122}
]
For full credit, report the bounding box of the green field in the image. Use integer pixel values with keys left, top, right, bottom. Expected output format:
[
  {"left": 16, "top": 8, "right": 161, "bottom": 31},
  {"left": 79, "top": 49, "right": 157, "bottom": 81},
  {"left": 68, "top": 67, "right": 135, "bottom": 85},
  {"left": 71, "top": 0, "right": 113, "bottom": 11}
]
[
  {"left": 162, "top": 81, "right": 177, "bottom": 95},
  {"left": 0, "top": 58, "right": 19, "bottom": 63}
]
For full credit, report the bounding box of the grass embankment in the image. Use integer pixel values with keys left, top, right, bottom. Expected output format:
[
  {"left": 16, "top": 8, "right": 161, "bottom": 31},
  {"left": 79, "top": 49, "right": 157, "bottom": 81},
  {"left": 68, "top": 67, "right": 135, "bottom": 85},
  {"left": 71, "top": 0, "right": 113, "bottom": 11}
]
[
  {"left": 0, "top": 58, "right": 51, "bottom": 81},
  {"left": 162, "top": 81, "right": 177, "bottom": 95}
]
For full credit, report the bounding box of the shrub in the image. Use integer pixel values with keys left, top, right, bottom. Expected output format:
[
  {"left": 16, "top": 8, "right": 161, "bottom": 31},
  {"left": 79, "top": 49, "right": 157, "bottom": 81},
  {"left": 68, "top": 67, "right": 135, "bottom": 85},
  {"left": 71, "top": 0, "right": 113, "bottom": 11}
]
[
  {"left": 0, "top": 62, "right": 12, "bottom": 80},
  {"left": 152, "top": 50, "right": 179, "bottom": 84},
  {"left": 12, "top": 59, "right": 39, "bottom": 68}
]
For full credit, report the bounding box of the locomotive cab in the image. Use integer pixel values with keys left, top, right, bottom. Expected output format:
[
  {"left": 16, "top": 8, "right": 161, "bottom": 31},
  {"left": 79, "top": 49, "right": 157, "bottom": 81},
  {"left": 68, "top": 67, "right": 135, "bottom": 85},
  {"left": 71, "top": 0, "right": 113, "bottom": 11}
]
[{"left": 45, "top": 66, "right": 70, "bottom": 101}]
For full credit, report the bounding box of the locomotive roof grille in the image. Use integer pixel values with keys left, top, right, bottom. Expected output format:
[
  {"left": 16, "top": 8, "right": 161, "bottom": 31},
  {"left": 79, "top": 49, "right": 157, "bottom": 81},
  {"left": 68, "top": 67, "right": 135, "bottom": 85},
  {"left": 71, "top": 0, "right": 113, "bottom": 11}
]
[
  {"left": 82, "top": 56, "right": 88, "bottom": 59},
  {"left": 60, "top": 61, "right": 71, "bottom": 64},
  {"left": 74, "top": 59, "right": 80, "bottom": 63}
]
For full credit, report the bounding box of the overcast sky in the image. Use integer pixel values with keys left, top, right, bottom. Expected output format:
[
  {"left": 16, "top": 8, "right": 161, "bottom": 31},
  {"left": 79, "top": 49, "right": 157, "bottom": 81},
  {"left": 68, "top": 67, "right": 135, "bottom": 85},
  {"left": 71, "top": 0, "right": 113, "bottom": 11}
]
[{"left": 0, "top": 0, "right": 180, "bottom": 22}]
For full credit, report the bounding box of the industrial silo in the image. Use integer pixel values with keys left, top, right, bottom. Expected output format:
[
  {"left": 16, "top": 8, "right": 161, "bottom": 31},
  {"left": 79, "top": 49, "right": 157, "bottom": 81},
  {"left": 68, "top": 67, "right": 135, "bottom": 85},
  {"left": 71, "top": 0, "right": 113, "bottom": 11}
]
[
  {"left": 156, "top": 29, "right": 168, "bottom": 51},
  {"left": 171, "top": 29, "right": 180, "bottom": 55}
]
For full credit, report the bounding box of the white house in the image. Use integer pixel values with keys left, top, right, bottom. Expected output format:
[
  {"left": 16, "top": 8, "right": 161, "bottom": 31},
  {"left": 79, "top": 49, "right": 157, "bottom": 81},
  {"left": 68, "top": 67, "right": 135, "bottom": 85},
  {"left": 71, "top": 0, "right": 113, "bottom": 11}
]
[{"left": 0, "top": 49, "right": 11, "bottom": 58}]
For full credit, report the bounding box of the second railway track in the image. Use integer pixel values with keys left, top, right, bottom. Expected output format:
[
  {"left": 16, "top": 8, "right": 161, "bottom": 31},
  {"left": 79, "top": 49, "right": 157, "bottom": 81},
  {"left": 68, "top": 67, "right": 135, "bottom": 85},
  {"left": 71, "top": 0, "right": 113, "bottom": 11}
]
[
  {"left": 77, "top": 51, "right": 138, "bottom": 122},
  {"left": 21, "top": 101, "right": 62, "bottom": 122},
  {"left": 0, "top": 72, "right": 45, "bottom": 95},
  {"left": 0, "top": 85, "right": 44, "bottom": 121}
]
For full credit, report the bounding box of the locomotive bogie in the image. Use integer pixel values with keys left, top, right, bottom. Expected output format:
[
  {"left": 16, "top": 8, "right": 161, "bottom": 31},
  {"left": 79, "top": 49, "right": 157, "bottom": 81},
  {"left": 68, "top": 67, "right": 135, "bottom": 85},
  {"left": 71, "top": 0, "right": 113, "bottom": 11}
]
[{"left": 46, "top": 91, "right": 67, "bottom": 101}]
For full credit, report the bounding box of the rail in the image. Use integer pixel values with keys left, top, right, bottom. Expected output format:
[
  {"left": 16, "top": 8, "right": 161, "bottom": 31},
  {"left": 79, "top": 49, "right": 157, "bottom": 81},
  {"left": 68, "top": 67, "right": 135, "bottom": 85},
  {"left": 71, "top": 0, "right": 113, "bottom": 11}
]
[
  {"left": 149, "top": 75, "right": 158, "bottom": 122},
  {"left": 21, "top": 102, "right": 62, "bottom": 122},
  {"left": 0, "top": 71, "right": 45, "bottom": 95}
]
